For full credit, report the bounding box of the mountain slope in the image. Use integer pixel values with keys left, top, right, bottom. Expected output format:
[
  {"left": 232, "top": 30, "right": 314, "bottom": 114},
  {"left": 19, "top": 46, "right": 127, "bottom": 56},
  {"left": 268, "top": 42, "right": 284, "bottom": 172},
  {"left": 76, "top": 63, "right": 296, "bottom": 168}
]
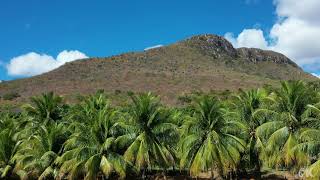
[{"left": 0, "top": 34, "right": 316, "bottom": 104}]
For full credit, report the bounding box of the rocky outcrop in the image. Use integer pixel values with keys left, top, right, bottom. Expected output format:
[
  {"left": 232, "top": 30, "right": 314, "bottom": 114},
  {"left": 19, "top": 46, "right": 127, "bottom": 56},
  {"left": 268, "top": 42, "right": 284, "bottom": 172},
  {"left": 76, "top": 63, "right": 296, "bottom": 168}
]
[
  {"left": 181, "top": 34, "right": 300, "bottom": 68},
  {"left": 237, "top": 47, "right": 299, "bottom": 68},
  {"left": 182, "top": 34, "right": 238, "bottom": 58}
]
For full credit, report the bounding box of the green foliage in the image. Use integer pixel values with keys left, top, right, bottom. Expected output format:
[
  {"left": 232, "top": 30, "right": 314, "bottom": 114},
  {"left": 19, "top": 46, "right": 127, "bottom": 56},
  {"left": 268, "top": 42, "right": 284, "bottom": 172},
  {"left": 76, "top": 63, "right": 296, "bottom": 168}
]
[
  {"left": 229, "top": 88, "right": 268, "bottom": 172},
  {"left": 120, "top": 93, "right": 177, "bottom": 172},
  {"left": 178, "top": 95, "right": 245, "bottom": 177},
  {"left": 22, "top": 92, "right": 65, "bottom": 124},
  {"left": 256, "top": 81, "right": 319, "bottom": 171},
  {"left": 56, "top": 94, "right": 131, "bottom": 179},
  {"left": 0, "top": 114, "right": 21, "bottom": 179},
  {"left": 2, "top": 92, "right": 20, "bottom": 101},
  {"left": 13, "top": 123, "right": 68, "bottom": 179},
  {"left": 1, "top": 81, "right": 320, "bottom": 179},
  {"left": 177, "top": 94, "right": 192, "bottom": 104},
  {"left": 114, "top": 89, "right": 122, "bottom": 95}
]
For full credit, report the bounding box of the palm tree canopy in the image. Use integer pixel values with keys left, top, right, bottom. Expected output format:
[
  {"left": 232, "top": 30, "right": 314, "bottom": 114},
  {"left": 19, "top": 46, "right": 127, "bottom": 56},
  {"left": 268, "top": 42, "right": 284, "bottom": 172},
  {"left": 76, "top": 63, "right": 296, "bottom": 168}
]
[
  {"left": 22, "top": 92, "right": 65, "bottom": 124},
  {"left": 2, "top": 81, "right": 320, "bottom": 179},
  {"left": 179, "top": 95, "right": 245, "bottom": 176},
  {"left": 11, "top": 122, "right": 68, "bottom": 179},
  {"left": 274, "top": 81, "right": 319, "bottom": 121},
  {"left": 56, "top": 91, "right": 132, "bottom": 180},
  {"left": 257, "top": 81, "right": 320, "bottom": 169},
  {"left": 229, "top": 88, "right": 269, "bottom": 170},
  {"left": 119, "top": 92, "right": 177, "bottom": 171},
  {"left": 0, "top": 115, "right": 21, "bottom": 179}
]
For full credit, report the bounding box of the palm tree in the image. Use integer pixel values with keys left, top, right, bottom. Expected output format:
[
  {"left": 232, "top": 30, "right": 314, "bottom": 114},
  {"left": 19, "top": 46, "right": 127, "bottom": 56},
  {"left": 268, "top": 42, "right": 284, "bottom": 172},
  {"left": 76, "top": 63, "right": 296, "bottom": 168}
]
[
  {"left": 256, "top": 81, "right": 319, "bottom": 170},
  {"left": 23, "top": 92, "right": 65, "bottom": 124},
  {"left": 230, "top": 89, "right": 268, "bottom": 173},
  {"left": 294, "top": 128, "right": 320, "bottom": 179},
  {"left": 0, "top": 112, "right": 14, "bottom": 131},
  {"left": 292, "top": 103, "right": 320, "bottom": 178},
  {"left": 117, "top": 92, "right": 177, "bottom": 177},
  {"left": 178, "top": 95, "right": 245, "bottom": 178},
  {"left": 0, "top": 129, "right": 17, "bottom": 178},
  {"left": 12, "top": 123, "right": 68, "bottom": 179},
  {"left": 66, "top": 91, "right": 109, "bottom": 125},
  {"left": 0, "top": 114, "right": 26, "bottom": 179},
  {"left": 56, "top": 92, "right": 131, "bottom": 179}
]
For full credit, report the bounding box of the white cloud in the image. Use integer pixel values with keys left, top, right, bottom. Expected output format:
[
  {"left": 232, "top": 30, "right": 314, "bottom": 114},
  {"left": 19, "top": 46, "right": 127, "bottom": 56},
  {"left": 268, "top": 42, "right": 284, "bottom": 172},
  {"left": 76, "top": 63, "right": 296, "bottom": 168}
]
[
  {"left": 7, "top": 50, "right": 88, "bottom": 77},
  {"left": 225, "top": 0, "right": 320, "bottom": 72},
  {"left": 225, "top": 29, "right": 268, "bottom": 49},
  {"left": 312, "top": 73, "right": 320, "bottom": 79},
  {"left": 144, "top": 45, "right": 163, "bottom": 51},
  {"left": 275, "top": 0, "right": 320, "bottom": 24},
  {"left": 56, "top": 50, "right": 88, "bottom": 64}
]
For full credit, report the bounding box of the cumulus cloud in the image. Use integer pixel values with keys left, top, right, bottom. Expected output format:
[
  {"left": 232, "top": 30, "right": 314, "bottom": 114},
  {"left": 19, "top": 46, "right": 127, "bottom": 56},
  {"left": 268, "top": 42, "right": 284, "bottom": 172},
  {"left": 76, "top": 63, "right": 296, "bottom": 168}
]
[
  {"left": 275, "top": 0, "right": 320, "bottom": 24},
  {"left": 312, "top": 73, "right": 320, "bottom": 79},
  {"left": 225, "top": 0, "right": 320, "bottom": 73},
  {"left": 7, "top": 50, "right": 88, "bottom": 77},
  {"left": 225, "top": 29, "right": 268, "bottom": 49},
  {"left": 144, "top": 45, "right": 163, "bottom": 51}
]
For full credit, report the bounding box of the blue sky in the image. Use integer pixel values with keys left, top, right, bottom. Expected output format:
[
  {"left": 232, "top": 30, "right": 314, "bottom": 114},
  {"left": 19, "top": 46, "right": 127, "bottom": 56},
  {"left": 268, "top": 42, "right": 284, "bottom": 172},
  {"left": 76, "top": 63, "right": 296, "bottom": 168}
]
[{"left": 1, "top": 0, "right": 320, "bottom": 80}]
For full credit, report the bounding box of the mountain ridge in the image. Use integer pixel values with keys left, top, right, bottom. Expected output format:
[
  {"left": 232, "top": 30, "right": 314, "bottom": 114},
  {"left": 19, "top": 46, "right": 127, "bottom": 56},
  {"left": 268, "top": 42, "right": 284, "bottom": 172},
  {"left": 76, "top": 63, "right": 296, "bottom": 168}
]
[
  {"left": 182, "top": 34, "right": 299, "bottom": 67},
  {"left": 0, "top": 34, "right": 316, "bottom": 104}
]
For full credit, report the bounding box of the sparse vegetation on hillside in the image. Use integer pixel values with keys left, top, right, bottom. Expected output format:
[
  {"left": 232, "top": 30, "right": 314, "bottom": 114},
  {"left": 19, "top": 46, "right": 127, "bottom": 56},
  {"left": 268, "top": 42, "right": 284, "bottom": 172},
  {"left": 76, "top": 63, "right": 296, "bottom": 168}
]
[
  {"left": 0, "top": 34, "right": 316, "bottom": 105},
  {"left": 2, "top": 92, "right": 20, "bottom": 101}
]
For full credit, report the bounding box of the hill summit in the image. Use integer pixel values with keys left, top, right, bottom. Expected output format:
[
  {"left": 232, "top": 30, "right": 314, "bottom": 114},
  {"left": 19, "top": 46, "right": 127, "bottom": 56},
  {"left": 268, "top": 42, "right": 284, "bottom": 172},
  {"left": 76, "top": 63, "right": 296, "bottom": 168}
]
[{"left": 0, "top": 34, "right": 316, "bottom": 104}]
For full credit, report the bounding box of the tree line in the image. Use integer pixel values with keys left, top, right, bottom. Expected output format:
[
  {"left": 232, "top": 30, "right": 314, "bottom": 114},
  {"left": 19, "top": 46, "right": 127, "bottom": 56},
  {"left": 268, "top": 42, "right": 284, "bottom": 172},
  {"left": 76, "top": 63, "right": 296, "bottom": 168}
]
[{"left": 1, "top": 80, "right": 320, "bottom": 179}]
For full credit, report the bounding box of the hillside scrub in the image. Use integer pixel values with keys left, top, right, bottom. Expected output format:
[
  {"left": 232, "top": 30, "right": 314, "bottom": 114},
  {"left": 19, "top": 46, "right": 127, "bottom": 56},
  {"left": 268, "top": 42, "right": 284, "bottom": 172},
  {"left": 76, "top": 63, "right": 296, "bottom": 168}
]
[{"left": 1, "top": 81, "right": 320, "bottom": 179}]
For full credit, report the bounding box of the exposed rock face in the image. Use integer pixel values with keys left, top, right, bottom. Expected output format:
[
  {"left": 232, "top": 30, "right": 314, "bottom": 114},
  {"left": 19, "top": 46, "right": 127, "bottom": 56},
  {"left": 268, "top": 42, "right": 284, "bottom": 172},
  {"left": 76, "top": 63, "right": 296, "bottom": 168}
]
[
  {"left": 237, "top": 47, "right": 299, "bottom": 68},
  {"left": 182, "top": 34, "right": 238, "bottom": 58},
  {"left": 182, "top": 34, "right": 299, "bottom": 68},
  {"left": 182, "top": 34, "right": 298, "bottom": 67}
]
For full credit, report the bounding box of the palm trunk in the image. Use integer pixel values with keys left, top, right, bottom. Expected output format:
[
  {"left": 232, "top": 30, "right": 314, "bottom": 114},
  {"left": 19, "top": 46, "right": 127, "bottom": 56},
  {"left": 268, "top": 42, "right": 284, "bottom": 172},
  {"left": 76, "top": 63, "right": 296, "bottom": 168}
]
[
  {"left": 142, "top": 169, "right": 146, "bottom": 180},
  {"left": 211, "top": 168, "right": 214, "bottom": 180},
  {"left": 255, "top": 160, "right": 261, "bottom": 179},
  {"left": 162, "top": 171, "right": 167, "bottom": 180}
]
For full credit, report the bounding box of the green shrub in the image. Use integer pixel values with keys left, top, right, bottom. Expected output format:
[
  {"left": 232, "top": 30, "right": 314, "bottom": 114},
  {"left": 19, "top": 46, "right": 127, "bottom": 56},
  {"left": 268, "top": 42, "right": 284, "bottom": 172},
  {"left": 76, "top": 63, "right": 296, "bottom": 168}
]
[
  {"left": 178, "top": 95, "right": 192, "bottom": 104},
  {"left": 115, "top": 89, "right": 122, "bottom": 95},
  {"left": 127, "top": 91, "right": 134, "bottom": 97},
  {"left": 2, "top": 92, "right": 20, "bottom": 100}
]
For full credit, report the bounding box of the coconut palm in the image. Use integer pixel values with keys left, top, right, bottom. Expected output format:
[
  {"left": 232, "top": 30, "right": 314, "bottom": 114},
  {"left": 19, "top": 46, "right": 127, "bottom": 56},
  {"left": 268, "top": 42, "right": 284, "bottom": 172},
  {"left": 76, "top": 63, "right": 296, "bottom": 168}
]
[
  {"left": 292, "top": 103, "right": 320, "bottom": 178},
  {"left": 0, "top": 129, "right": 17, "bottom": 178},
  {"left": 256, "top": 81, "right": 319, "bottom": 170},
  {"left": 66, "top": 91, "right": 109, "bottom": 125},
  {"left": 23, "top": 92, "right": 65, "bottom": 124},
  {"left": 178, "top": 95, "right": 245, "bottom": 177},
  {"left": 0, "top": 112, "right": 14, "bottom": 131},
  {"left": 230, "top": 89, "right": 269, "bottom": 173},
  {"left": 117, "top": 93, "right": 177, "bottom": 177},
  {"left": 293, "top": 128, "right": 320, "bottom": 179},
  {"left": 0, "top": 114, "right": 26, "bottom": 179},
  {"left": 56, "top": 92, "right": 131, "bottom": 179},
  {"left": 12, "top": 123, "right": 68, "bottom": 179}
]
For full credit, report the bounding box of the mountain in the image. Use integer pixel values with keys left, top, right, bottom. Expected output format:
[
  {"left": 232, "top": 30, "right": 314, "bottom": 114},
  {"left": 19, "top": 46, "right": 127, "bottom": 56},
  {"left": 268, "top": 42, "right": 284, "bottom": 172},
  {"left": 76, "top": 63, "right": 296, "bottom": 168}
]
[{"left": 0, "top": 34, "right": 316, "bottom": 104}]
